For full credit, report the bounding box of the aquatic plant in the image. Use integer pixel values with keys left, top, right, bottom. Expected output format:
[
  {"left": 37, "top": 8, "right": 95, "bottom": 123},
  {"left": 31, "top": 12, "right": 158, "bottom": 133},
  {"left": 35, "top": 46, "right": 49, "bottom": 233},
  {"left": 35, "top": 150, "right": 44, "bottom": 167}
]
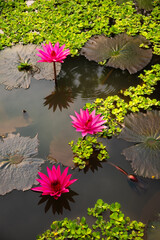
[
  {"left": 36, "top": 42, "right": 70, "bottom": 85},
  {"left": 81, "top": 33, "right": 152, "bottom": 74},
  {"left": 1, "top": 0, "right": 159, "bottom": 55},
  {"left": 136, "top": 0, "right": 154, "bottom": 11},
  {"left": 31, "top": 165, "right": 77, "bottom": 200},
  {"left": 118, "top": 110, "right": 160, "bottom": 179},
  {"left": 0, "top": 44, "right": 61, "bottom": 89},
  {"left": 84, "top": 64, "right": 160, "bottom": 137},
  {"left": 37, "top": 199, "right": 145, "bottom": 239},
  {"left": 70, "top": 109, "right": 106, "bottom": 138},
  {"left": 0, "top": 133, "right": 44, "bottom": 195},
  {"left": 116, "top": 0, "right": 154, "bottom": 11},
  {"left": 69, "top": 136, "right": 109, "bottom": 169}
]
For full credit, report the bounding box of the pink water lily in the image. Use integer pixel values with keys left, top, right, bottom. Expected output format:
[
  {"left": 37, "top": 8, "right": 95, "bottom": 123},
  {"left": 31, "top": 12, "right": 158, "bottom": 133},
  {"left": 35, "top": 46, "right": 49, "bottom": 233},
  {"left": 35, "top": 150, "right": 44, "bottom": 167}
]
[
  {"left": 31, "top": 165, "right": 77, "bottom": 200},
  {"left": 70, "top": 109, "right": 106, "bottom": 137},
  {"left": 36, "top": 42, "right": 70, "bottom": 63}
]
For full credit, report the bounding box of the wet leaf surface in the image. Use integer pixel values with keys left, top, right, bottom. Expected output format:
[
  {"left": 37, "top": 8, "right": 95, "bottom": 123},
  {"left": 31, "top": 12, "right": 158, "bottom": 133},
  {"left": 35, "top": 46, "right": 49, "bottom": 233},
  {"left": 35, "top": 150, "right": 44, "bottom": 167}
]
[
  {"left": 0, "top": 44, "right": 61, "bottom": 90},
  {"left": 118, "top": 111, "right": 160, "bottom": 179},
  {"left": 81, "top": 33, "right": 152, "bottom": 74},
  {"left": 0, "top": 133, "right": 44, "bottom": 195}
]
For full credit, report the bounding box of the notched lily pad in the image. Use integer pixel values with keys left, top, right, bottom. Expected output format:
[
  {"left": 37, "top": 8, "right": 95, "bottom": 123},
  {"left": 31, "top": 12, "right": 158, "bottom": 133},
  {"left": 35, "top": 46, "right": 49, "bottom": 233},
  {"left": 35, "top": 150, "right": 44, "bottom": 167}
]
[
  {"left": 81, "top": 33, "right": 152, "bottom": 74},
  {"left": 0, "top": 44, "right": 61, "bottom": 90},
  {"left": 118, "top": 111, "right": 160, "bottom": 179},
  {"left": 0, "top": 133, "right": 45, "bottom": 195}
]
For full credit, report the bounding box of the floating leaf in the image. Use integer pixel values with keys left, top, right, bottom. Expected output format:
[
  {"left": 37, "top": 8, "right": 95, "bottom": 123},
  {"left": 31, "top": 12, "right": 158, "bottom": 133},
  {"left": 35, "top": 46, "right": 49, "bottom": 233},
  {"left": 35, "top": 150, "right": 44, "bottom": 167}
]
[
  {"left": 118, "top": 111, "right": 160, "bottom": 179},
  {"left": 0, "top": 133, "right": 44, "bottom": 195},
  {"left": 136, "top": 0, "right": 154, "bottom": 11},
  {"left": 0, "top": 44, "right": 61, "bottom": 90},
  {"left": 81, "top": 33, "right": 152, "bottom": 74}
]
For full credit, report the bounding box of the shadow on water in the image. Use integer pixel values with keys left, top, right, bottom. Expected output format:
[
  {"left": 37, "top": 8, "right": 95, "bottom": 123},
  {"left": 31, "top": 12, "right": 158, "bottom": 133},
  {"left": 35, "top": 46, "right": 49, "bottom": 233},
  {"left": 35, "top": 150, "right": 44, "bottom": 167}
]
[
  {"left": 38, "top": 188, "right": 79, "bottom": 215},
  {"left": 0, "top": 55, "right": 160, "bottom": 240}
]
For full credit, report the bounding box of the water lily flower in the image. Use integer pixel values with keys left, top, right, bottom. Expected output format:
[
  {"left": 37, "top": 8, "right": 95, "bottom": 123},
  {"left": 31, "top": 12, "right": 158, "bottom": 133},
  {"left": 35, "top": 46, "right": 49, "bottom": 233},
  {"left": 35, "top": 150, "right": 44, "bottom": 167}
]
[
  {"left": 36, "top": 42, "right": 70, "bottom": 86},
  {"left": 70, "top": 109, "right": 106, "bottom": 137},
  {"left": 31, "top": 165, "right": 77, "bottom": 199},
  {"left": 36, "top": 42, "right": 70, "bottom": 63}
]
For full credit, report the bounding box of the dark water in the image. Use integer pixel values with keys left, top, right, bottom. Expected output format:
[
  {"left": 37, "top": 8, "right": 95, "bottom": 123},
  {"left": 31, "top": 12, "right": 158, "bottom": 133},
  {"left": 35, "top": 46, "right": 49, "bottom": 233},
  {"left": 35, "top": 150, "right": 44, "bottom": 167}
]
[{"left": 0, "top": 56, "right": 160, "bottom": 240}]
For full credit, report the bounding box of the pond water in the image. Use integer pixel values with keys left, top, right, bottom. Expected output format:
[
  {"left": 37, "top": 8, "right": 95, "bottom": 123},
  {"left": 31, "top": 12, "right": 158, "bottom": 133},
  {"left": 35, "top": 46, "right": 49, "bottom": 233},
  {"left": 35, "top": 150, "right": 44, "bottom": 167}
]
[{"left": 0, "top": 55, "right": 160, "bottom": 240}]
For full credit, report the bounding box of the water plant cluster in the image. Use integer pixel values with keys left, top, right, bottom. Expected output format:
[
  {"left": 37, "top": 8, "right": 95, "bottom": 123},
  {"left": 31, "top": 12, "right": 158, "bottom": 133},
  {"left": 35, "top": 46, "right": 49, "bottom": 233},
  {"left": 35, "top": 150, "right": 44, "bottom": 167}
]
[
  {"left": 0, "top": 0, "right": 160, "bottom": 55},
  {"left": 0, "top": 0, "right": 160, "bottom": 239},
  {"left": 37, "top": 199, "right": 145, "bottom": 239},
  {"left": 69, "top": 136, "right": 109, "bottom": 169}
]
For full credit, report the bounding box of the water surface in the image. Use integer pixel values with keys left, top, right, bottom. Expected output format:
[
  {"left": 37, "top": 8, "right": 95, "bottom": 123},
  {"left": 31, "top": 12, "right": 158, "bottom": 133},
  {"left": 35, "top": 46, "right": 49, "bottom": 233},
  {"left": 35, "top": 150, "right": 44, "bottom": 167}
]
[{"left": 0, "top": 56, "right": 160, "bottom": 240}]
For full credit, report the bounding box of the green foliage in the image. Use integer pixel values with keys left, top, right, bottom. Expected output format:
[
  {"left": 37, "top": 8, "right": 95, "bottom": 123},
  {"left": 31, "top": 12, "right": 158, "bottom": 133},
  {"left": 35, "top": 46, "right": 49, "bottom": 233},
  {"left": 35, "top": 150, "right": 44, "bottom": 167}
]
[
  {"left": 0, "top": 0, "right": 159, "bottom": 55},
  {"left": 69, "top": 136, "right": 109, "bottom": 169},
  {"left": 84, "top": 64, "right": 160, "bottom": 137},
  {"left": 36, "top": 199, "right": 145, "bottom": 239},
  {"left": 17, "top": 62, "right": 32, "bottom": 71}
]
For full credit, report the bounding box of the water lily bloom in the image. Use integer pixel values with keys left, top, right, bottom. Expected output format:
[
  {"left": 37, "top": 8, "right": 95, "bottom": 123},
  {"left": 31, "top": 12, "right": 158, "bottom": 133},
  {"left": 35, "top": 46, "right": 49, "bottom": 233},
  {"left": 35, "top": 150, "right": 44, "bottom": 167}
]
[
  {"left": 36, "top": 42, "right": 70, "bottom": 63},
  {"left": 70, "top": 109, "right": 106, "bottom": 137},
  {"left": 31, "top": 165, "right": 77, "bottom": 199}
]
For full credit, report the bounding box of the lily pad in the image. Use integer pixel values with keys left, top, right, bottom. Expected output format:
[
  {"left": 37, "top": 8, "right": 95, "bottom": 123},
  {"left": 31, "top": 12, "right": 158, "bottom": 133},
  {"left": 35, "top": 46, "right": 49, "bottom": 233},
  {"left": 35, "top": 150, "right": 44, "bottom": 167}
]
[
  {"left": 0, "top": 133, "right": 44, "bottom": 195},
  {"left": 81, "top": 33, "right": 152, "bottom": 74},
  {"left": 0, "top": 44, "right": 61, "bottom": 90},
  {"left": 136, "top": 0, "right": 154, "bottom": 11},
  {"left": 118, "top": 111, "right": 160, "bottom": 179}
]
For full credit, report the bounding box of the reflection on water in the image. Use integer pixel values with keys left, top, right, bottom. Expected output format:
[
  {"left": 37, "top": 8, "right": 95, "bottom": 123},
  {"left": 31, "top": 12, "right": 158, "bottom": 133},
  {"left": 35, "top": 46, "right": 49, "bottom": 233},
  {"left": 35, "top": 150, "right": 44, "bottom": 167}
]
[
  {"left": 38, "top": 189, "right": 79, "bottom": 215},
  {"left": 0, "top": 56, "right": 160, "bottom": 240},
  {"left": 44, "top": 87, "right": 74, "bottom": 112},
  {"left": 0, "top": 106, "right": 32, "bottom": 136},
  {"left": 56, "top": 56, "right": 140, "bottom": 101}
]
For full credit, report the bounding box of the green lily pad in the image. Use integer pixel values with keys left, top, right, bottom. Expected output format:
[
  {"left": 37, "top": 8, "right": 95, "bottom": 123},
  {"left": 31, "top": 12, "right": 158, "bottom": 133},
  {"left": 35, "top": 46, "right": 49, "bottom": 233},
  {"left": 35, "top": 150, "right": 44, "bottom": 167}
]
[
  {"left": 0, "top": 44, "right": 61, "bottom": 90},
  {"left": 118, "top": 111, "right": 160, "bottom": 179},
  {"left": 81, "top": 33, "right": 152, "bottom": 74},
  {"left": 0, "top": 133, "right": 44, "bottom": 195}
]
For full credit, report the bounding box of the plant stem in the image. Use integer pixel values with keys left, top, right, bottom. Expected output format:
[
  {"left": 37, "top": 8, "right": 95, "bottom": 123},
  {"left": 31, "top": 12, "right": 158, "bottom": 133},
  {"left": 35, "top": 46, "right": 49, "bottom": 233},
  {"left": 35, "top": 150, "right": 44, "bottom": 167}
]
[{"left": 53, "top": 62, "right": 58, "bottom": 88}]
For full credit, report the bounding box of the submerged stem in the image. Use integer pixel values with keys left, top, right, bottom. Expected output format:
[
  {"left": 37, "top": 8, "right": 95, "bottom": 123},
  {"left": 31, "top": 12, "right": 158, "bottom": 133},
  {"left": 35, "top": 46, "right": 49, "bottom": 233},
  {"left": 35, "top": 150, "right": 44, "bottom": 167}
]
[{"left": 108, "top": 161, "right": 138, "bottom": 182}]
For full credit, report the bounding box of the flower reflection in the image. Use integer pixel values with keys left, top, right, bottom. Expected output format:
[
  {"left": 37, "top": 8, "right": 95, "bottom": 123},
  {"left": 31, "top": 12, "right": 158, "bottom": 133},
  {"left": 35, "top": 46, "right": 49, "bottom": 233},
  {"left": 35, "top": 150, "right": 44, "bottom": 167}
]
[
  {"left": 38, "top": 189, "right": 78, "bottom": 214},
  {"left": 44, "top": 87, "right": 74, "bottom": 112}
]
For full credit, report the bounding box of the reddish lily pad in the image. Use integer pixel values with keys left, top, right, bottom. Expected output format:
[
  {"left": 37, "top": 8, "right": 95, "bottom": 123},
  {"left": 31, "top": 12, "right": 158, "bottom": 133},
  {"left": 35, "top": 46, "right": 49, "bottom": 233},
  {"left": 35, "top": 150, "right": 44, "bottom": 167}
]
[
  {"left": 118, "top": 111, "right": 160, "bottom": 179},
  {"left": 81, "top": 33, "right": 152, "bottom": 74}
]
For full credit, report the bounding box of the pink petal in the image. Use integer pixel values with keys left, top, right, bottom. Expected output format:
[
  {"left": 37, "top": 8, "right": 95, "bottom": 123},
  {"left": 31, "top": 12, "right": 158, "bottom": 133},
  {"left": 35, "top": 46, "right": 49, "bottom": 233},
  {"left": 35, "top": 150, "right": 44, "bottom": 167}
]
[
  {"left": 66, "top": 179, "right": 78, "bottom": 187},
  {"left": 56, "top": 165, "right": 61, "bottom": 179},
  {"left": 38, "top": 172, "right": 50, "bottom": 183},
  {"left": 60, "top": 167, "right": 69, "bottom": 185}
]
